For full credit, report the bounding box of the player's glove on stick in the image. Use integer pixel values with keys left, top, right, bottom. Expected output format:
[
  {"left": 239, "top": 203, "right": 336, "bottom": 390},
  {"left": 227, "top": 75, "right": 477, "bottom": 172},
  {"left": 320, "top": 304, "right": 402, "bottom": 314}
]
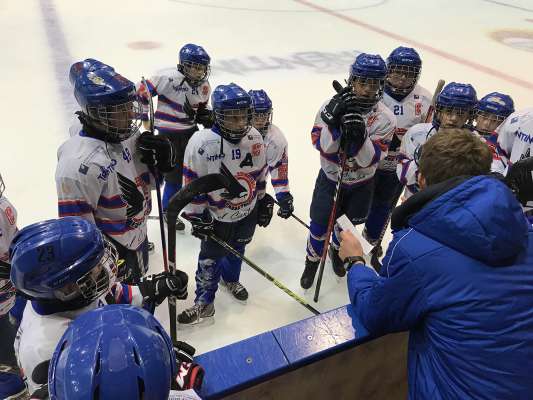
[
  {"left": 196, "top": 103, "right": 214, "bottom": 128},
  {"left": 505, "top": 156, "right": 533, "bottom": 206},
  {"left": 257, "top": 193, "right": 275, "bottom": 227},
  {"left": 341, "top": 113, "right": 367, "bottom": 153},
  {"left": 137, "top": 132, "right": 177, "bottom": 173},
  {"left": 138, "top": 270, "right": 188, "bottom": 306},
  {"left": 172, "top": 341, "right": 205, "bottom": 391},
  {"left": 277, "top": 193, "right": 294, "bottom": 219},
  {"left": 321, "top": 85, "right": 359, "bottom": 129},
  {"left": 182, "top": 211, "right": 214, "bottom": 240}
]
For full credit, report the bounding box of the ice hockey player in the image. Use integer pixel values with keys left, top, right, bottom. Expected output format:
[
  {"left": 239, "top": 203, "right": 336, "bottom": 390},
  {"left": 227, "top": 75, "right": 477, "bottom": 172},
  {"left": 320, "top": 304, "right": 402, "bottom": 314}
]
[
  {"left": 397, "top": 82, "right": 477, "bottom": 198},
  {"left": 363, "top": 47, "right": 431, "bottom": 256},
  {"left": 138, "top": 43, "right": 212, "bottom": 231},
  {"left": 474, "top": 92, "right": 514, "bottom": 140},
  {"left": 30, "top": 305, "right": 203, "bottom": 400},
  {"left": 495, "top": 107, "right": 533, "bottom": 169},
  {"left": 0, "top": 174, "right": 26, "bottom": 399},
  {"left": 56, "top": 59, "right": 176, "bottom": 284},
  {"left": 10, "top": 217, "right": 188, "bottom": 393},
  {"left": 178, "top": 83, "right": 270, "bottom": 324},
  {"left": 248, "top": 89, "right": 294, "bottom": 219},
  {"left": 300, "top": 53, "right": 396, "bottom": 289}
]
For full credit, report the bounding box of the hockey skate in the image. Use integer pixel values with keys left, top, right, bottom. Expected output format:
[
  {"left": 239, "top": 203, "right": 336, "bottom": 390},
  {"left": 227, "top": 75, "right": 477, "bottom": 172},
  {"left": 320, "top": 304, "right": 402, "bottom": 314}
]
[
  {"left": 300, "top": 258, "right": 319, "bottom": 290},
  {"left": 329, "top": 245, "right": 346, "bottom": 277},
  {"left": 177, "top": 303, "right": 215, "bottom": 326},
  {"left": 221, "top": 278, "right": 249, "bottom": 301},
  {"left": 148, "top": 241, "right": 155, "bottom": 254}
]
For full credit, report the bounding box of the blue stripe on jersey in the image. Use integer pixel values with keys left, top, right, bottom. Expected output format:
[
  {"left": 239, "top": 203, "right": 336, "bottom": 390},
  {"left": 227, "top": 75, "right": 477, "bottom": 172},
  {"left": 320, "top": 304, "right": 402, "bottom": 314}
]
[
  {"left": 156, "top": 126, "right": 195, "bottom": 135},
  {"left": 58, "top": 200, "right": 93, "bottom": 216},
  {"left": 158, "top": 95, "right": 184, "bottom": 113},
  {"left": 98, "top": 195, "right": 125, "bottom": 209},
  {"left": 319, "top": 150, "right": 340, "bottom": 164},
  {"left": 271, "top": 179, "right": 288, "bottom": 187},
  {"left": 207, "top": 195, "right": 227, "bottom": 209},
  {"left": 183, "top": 166, "right": 199, "bottom": 179},
  {"left": 95, "top": 219, "right": 130, "bottom": 235},
  {"left": 155, "top": 111, "right": 192, "bottom": 124}
]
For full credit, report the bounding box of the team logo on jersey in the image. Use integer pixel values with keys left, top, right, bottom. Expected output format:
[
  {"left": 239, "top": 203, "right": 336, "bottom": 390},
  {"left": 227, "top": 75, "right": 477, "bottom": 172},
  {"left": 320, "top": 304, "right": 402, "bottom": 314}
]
[
  {"left": 4, "top": 207, "right": 15, "bottom": 225},
  {"left": 415, "top": 103, "right": 422, "bottom": 116},
  {"left": 78, "top": 164, "right": 89, "bottom": 175},
  {"left": 366, "top": 115, "right": 378, "bottom": 128},
  {"left": 226, "top": 172, "right": 256, "bottom": 211},
  {"left": 202, "top": 85, "right": 209, "bottom": 96},
  {"left": 172, "top": 84, "right": 188, "bottom": 93},
  {"left": 252, "top": 143, "right": 262, "bottom": 157},
  {"left": 117, "top": 173, "right": 145, "bottom": 223},
  {"left": 97, "top": 159, "right": 118, "bottom": 181}
]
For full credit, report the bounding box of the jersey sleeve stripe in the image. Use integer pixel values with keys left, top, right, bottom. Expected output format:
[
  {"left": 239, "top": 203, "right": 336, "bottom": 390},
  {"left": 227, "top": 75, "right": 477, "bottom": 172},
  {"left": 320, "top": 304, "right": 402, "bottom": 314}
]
[{"left": 58, "top": 200, "right": 93, "bottom": 216}]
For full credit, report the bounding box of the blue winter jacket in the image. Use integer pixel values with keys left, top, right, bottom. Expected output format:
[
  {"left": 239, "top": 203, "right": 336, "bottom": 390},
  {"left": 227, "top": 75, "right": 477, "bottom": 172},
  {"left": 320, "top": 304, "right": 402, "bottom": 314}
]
[{"left": 348, "top": 176, "right": 533, "bottom": 399}]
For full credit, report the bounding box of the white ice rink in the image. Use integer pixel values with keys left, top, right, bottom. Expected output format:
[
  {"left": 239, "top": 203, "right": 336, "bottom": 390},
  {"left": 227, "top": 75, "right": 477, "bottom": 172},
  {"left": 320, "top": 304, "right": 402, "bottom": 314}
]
[{"left": 2, "top": 0, "right": 533, "bottom": 354}]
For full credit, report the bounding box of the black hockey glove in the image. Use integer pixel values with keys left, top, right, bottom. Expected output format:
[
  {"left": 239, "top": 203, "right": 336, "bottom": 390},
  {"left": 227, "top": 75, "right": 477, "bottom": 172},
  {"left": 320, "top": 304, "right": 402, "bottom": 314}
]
[
  {"left": 172, "top": 341, "right": 205, "bottom": 391},
  {"left": 505, "top": 156, "right": 533, "bottom": 207},
  {"left": 137, "top": 132, "right": 177, "bottom": 173},
  {"left": 138, "top": 270, "right": 188, "bottom": 306},
  {"left": 196, "top": 104, "right": 214, "bottom": 128},
  {"left": 320, "top": 85, "right": 359, "bottom": 129},
  {"left": 340, "top": 113, "right": 367, "bottom": 152},
  {"left": 277, "top": 193, "right": 294, "bottom": 219},
  {"left": 257, "top": 193, "right": 275, "bottom": 227},
  {"left": 182, "top": 211, "right": 214, "bottom": 240}
]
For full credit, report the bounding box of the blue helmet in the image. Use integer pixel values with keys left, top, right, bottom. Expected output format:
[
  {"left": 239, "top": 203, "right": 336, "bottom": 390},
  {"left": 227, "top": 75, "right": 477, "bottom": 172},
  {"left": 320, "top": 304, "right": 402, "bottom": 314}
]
[
  {"left": 348, "top": 53, "right": 388, "bottom": 112},
  {"left": 386, "top": 47, "right": 422, "bottom": 96},
  {"left": 70, "top": 59, "right": 141, "bottom": 142},
  {"left": 49, "top": 305, "right": 177, "bottom": 400},
  {"left": 435, "top": 82, "right": 478, "bottom": 128},
  {"left": 178, "top": 44, "right": 211, "bottom": 86},
  {"left": 212, "top": 83, "right": 252, "bottom": 143},
  {"left": 10, "top": 217, "right": 118, "bottom": 304},
  {"left": 248, "top": 89, "right": 273, "bottom": 136},
  {"left": 475, "top": 92, "right": 514, "bottom": 135}
]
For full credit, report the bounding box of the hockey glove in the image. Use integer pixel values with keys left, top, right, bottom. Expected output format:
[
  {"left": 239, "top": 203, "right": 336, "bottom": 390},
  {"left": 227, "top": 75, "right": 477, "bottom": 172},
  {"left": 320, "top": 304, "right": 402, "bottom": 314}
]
[
  {"left": 505, "top": 156, "right": 533, "bottom": 207},
  {"left": 196, "top": 104, "right": 214, "bottom": 128},
  {"left": 137, "top": 132, "right": 177, "bottom": 173},
  {"left": 257, "top": 193, "right": 275, "bottom": 227},
  {"left": 182, "top": 97, "right": 197, "bottom": 123},
  {"left": 277, "top": 193, "right": 294, "bottom": 219},
  {"left": 172, "top": 341, "right": 205, "bottom": 391},
  {"left": 320, "top": 86, "right": 359, "bottom": 129},
  {"left": 340, "top": 113, "right": 367, "bottom": 153},
  {"left": 138, "top": 270, "right": 188, "bottom": 306},
  {"left": 183, "top": 211, "right": 214, "bottom": 240}
]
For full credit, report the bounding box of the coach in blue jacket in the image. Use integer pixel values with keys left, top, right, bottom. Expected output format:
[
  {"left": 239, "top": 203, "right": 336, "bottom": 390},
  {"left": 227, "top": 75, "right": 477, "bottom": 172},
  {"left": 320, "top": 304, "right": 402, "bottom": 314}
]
[{"left": 340, "top": 128, "right": 533, "bottom": 399}]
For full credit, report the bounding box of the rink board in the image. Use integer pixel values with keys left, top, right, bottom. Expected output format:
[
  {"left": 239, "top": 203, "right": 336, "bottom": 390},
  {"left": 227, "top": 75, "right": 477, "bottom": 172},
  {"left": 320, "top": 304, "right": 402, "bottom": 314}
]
[{"left": 196, "top": 305, "right": 408, "bottom": 399}]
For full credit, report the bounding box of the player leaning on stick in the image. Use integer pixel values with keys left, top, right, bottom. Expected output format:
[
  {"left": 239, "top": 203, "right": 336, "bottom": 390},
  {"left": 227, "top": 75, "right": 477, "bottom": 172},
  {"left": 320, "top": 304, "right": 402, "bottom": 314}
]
[{"left": 300, "top": 53, "right": 396, "bottom": 289}]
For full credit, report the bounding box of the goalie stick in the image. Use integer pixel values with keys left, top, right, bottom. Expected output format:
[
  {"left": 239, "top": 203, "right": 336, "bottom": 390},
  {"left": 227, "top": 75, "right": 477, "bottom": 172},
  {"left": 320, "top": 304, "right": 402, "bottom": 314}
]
[
  {"left": 207, "top": 233, "right": 320, "bottom": 316},
  {"left": 369, "top": 79, "right": 446, "bottom": 271}
]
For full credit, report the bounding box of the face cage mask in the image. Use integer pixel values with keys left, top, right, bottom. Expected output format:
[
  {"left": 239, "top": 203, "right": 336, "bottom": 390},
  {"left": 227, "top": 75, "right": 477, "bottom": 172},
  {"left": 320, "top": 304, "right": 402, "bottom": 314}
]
[
  {"left": 0, "top": 174, "right": 4, "bottom": 197},
  {"left": 349, "top": 76, "right": 385, "bottom": 113},
  {"left": 435, "top": 105, "right": 475, "bottom": 129},
  {"left": 86, "top": 99, "right": 142, "bottom": 142},
  {"left": 386, "top": 64, "right": 421, "bottom": 96},
  {"left": 54, "top": 237, "right": 119, "bottom": 303},
  {"left": 474, "top": 110, "right": 505, "bottom": 135},
  {"left": 215, "top": 108, "right": 252, "bottom": 143},
  {"left": 252, "top": 110, "right": 272, "bottom": 136},
  {"left": 181, "top": 61, "right": 210, "bottom": 87},
  {"left": 0, "top": 279, "right": 15, "bottom": 315}
]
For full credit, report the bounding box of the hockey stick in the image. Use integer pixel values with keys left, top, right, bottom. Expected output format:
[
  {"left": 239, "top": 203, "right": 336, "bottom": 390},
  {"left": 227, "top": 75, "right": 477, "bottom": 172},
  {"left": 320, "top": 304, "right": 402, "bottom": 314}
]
[
  {"left": 165, "top": 173, "right": 236, "bottom": 342},
  {"left": 369, "top": 79, "right": 446, "bottom": 270},
  {"left": 141, "top": 77, "right": 169, "bottom": 273},
  {"left": 313, "top": 80, "right": 350, "bottom": 303},
  {"left": 273, "top": 199, "right": 310, "bottom": 230},
  {"left": 207, "top": 233, "right": 320, "bottom": 316}
]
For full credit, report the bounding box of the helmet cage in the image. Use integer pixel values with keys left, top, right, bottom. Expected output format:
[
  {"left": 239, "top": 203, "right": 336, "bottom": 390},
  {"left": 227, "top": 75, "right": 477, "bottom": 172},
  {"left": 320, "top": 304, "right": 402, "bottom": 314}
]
[
  {"left": 252, "top": 109, "right": 273, "bottom": 136},
  {"left": 435, "top": 104, "right": 475, "bottom": 128},
  {"left": 386, "top": 63, "right": 421, "bottom": 96},
  {"left": 86, "top": 98, "right": 142, "bottom": 142},
  {"left": 0, "top": 279, "right": 15, "bottom": 315},
  {"left": 474, "top": 110, "right": 505, "bottom": 135},
  {"left": 180, "top": 61, "right": 210, "bottom": 86},
  {"left": 215, "top": 107, "right": 252, "bottom": 142},
  {"left": 54, "top": 236, "right": 118, "bottom": 303},
  {"left": 348, "top": 75, "right": 385, "bottom": 112}
]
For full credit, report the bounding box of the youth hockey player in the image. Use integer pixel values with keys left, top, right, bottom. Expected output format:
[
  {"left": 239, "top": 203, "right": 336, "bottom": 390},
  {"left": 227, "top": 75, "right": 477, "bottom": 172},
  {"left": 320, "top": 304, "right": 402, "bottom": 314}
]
[
  {"left": 178, "top": 83, "right": 270, "bottom": 324},
  {"left": 0, "top": 174, "right": 26, "bottom": 400},
  {"left": 56, "top": 59, "right": 176, "bottom": 284},
  {"left": 363, "top": 47, "right": 431, "bottom": 251},
  {"left": 495, "top": 107, "right": 533, "bottom": 169},
  {"left": 10, "top": 217, "right": 188, "bottom": 393},
  {"left": 396, "top": 82, "right": 477, "bottom": 198},
  {"left": 474, "top": 92, "right": 515, "bottom": 140},
  {"left": 37, "top": 305, "right": 204, "bottom": 400},
  {"left": 300, "top": 53, "right": 396, "bottom": 289},
  {"left": 138, "top": 43, "right": 212, "bottom": 230}
]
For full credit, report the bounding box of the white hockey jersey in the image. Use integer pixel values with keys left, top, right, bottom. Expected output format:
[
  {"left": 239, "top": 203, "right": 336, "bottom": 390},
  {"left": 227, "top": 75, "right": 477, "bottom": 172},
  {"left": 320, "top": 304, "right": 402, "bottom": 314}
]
[
  {"left": 56, "top": 127, "right": 154, "bottom": 250},
  {"left": 140, "top": 68, "right": 211, "bottom": 135},
  {"left": 15, "top": 284, "right": 142, "bottom": 393},
  {"left": 182, "top": 127, "right": 267, "bottom": 223},
  {"left": 496, "top": 108, "right": 533, "bottom": 172},
  {"left": 381, "top": 85, "right": 432, "bottom": 172},
  {"left": 0, "top": 195, "right": 17, "bottom": 315},
  {"left": 264, "top": 123, "right": 290, "bottom": 200},
  {"left": 311, "top": 101, "right": 396, "bottom": 186}
]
